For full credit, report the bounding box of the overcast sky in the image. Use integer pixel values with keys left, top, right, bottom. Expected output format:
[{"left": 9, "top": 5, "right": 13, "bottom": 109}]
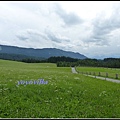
[{"left": 0, "top": 1, "right": 120, "bottom": 59}]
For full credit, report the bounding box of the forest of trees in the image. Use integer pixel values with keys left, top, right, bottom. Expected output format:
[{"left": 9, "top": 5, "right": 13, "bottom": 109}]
[
  {"left": 0, "top": 53, "right": 45, "bottom": 62},
  {"left": 0, "top": 53, "right": 120, "bottom": 68},
  {"left": 56, "top": 58, "right": 120, "bottom": 68}
]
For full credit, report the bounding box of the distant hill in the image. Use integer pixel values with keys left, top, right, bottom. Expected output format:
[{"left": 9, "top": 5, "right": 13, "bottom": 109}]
[{"left": 0, "top": 44, "right": 87, "bottom": 59}]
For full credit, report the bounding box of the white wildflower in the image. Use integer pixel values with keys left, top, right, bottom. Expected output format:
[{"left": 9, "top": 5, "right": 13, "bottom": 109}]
[
  {"left": 54, "top": 90, "right": 58, "bottom": 92},
  {"left": 67, "top": 90, "right": 71, "bottom": 93},
  {"left": 74, "top": 77, "right": 80, "bottom": 80},
  {"left": 99, "top": 91, "right": 106, "bottom": 96},
  {"left": 16, "top": 85, "right": 19, "bottom": 87},
  {"left": 4, "top": 88, "right": 8, "bottom": 91}
]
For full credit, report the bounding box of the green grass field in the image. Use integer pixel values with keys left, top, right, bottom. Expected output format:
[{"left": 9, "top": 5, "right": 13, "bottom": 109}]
[
  {"left": 0, "top": 59, "right": 120, "bottom": 118},
  {"left": 76, "top": 67, "right": 120, "bottom": 80}
]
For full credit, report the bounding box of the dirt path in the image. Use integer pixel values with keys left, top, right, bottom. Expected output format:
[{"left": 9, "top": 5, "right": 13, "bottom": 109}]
[
  {"left": 71, "top": 67, "right": 120, "bottom": 83},
  {"left": 71, "top": 67, "right": 78, "bottom": 74}
]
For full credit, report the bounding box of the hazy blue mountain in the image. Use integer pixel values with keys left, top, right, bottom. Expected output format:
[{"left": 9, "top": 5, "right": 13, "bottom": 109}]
[{"left": 0, "top": 44, "right": 87, "bottom": 59}]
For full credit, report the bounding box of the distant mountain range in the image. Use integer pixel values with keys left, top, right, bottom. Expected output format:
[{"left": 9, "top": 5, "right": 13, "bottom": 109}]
[{"left": 0, "top": 44, "right": 87, "bottom": 60}]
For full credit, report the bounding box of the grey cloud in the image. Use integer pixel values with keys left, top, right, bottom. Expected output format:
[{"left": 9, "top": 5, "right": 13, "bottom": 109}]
[
  {"left": 52, "top": 42, "right": 74, "bottom": 52},
  {"left": 16, "top": 29, "right": 71, "bottom": 45},
  {"left": 46, "top": 33, "right": 61, "bottom": 43},
  {"left": 45, "top": 29, "right": 70, "bottom": 43},
  {"left": 88, "top": 34, "right": 110, "bottom": 46},
  {"left": 16, "top": 29, "right": 49, "bottom": 41},
  {"left": 83, "top": 34, "right": 110, "bottom": 46},
  {"left": 83, "top": 5, "right": 120, "bottom": 46},
  {"left": 93, "top": 13, "right": 120, "bottom": 37},
  {"left": 26, "top": 29, "right": 49, "bottom": 40},
  {"left": 16, "top": 35, "right": 29, "bottom": 41},
  {"left": 97, "top": 6, "right": 120, "bottom": 32},
  {"left": 54, "top": 4, "right": 82, "bottom": 26}
]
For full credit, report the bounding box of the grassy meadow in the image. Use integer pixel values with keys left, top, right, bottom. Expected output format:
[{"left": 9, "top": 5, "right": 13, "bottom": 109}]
[{"left": 0, "top": 59, "right": 120, "bottom": 118}]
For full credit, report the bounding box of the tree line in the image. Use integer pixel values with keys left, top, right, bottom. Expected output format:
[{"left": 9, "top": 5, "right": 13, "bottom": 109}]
[
  {"left": 0, "top": 53, "right": 45, "bottom": 62},
  {"left": 21, "top": 56, "right": 120, "bottom": 68},
  {"left": 57, "top": 58, "right": 120, "bottom": 68},
  {"left": 0, "top": 53, "right": 120, "bottom": 68}
]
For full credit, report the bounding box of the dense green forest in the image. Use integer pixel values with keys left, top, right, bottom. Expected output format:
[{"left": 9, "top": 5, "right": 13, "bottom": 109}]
[{"left": 0, "top": 53, "right": 120, "bottom": 68}]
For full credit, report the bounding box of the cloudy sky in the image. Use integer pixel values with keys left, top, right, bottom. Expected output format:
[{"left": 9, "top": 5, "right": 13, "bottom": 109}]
[{"left": 0, "top": 1, "right": 120, "bottom": 59}]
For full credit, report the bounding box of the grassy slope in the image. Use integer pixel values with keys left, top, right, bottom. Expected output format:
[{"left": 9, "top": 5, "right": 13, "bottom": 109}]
[
  {"left": 0, "top": 60, "right": 120, "bottom": 118},
  {"left": 76, "top": 67, "right": 120, "bottom": 80}
]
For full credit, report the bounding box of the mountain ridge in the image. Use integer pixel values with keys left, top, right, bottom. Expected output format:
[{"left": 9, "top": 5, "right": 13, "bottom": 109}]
[{"left": 0, "top": 44, "right": 87, "bottom": 59}]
